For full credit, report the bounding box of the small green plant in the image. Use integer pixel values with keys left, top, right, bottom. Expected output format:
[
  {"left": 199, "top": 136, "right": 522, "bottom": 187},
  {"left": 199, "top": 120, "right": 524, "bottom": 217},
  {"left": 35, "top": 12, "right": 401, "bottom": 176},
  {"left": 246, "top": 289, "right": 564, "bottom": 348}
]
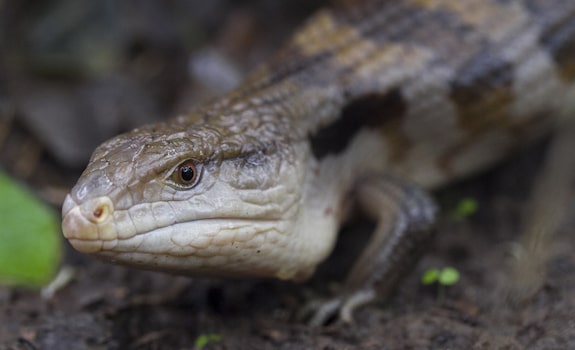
[
  {"left": 194, "top": 333, "right": 222, "bottom": 349},
  {"left": 421, "top": 267, "right": 460, "bottom": 302},
  {"left": 450, "top": 197, "right": 479, "bottom": 221}
]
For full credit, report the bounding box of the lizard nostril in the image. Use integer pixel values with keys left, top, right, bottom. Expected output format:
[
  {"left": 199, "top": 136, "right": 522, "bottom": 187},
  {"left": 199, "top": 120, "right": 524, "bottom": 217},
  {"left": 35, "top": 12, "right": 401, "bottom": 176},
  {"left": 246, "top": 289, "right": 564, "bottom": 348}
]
[
  {"left": 93, "top": 207, "right": 104, "bottom": 219},
  {"left": 85, "top": 197, "right": 113, "bottom": 224}
]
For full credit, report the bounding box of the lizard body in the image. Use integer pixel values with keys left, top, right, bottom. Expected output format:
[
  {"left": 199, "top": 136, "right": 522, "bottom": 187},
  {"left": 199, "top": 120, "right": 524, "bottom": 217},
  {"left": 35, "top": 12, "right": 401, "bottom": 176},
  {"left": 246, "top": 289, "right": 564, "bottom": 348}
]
[{"left": 62, "top": 0, "right": 575, "bottom": 321}]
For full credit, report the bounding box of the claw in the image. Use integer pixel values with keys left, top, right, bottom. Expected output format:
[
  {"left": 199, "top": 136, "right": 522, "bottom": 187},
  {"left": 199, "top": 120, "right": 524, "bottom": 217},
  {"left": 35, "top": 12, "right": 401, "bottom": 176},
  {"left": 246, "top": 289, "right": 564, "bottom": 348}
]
[
  {"left": 339, "top": 288, "right": 376, "bottom": 323},
  {"left": 308, "top": 298, "right": 343, "bottom": 327},
  {"left": 300, "top": 288, "right": 377, "bottom": 326}
]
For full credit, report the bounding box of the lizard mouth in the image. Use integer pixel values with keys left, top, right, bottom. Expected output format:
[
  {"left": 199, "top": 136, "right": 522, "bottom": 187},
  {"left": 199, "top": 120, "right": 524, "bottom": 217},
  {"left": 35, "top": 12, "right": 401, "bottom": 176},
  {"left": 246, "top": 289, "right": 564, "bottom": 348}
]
[
  {"left": 65, "top": 218, "right": 280, "bottom": 251},
  {"left": 62, "top": 194, "right": 282, "bottom": 255},
  {"left": 65, "top": 214, "right": 288, "bottom": 278}
]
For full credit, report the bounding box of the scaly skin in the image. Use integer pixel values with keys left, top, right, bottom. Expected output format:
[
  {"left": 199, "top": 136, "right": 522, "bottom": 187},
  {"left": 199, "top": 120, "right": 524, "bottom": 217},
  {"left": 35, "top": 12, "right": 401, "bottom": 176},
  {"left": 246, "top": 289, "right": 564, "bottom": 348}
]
[{"left": 63, "top": 0, "right": 575, "bottom": 297}]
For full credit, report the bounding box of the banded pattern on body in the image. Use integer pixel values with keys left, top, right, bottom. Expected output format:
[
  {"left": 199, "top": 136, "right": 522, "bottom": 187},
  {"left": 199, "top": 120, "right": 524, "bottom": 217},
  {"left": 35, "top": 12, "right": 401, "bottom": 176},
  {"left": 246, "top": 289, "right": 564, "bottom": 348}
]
[{"left": 241, "top": 0, "right": 575, "bottom": 186}]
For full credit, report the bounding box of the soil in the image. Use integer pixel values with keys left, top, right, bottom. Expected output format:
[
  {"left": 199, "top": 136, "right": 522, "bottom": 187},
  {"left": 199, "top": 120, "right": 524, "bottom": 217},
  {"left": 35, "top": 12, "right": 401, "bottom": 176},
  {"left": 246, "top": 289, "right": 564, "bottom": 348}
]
[{"left": 1, "top": 1, "right": 574, "bottom": 349}]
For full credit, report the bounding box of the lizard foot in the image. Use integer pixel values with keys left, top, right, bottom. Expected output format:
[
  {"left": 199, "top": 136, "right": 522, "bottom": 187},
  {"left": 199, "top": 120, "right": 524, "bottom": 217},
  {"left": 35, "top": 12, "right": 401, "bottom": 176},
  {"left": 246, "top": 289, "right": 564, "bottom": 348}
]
[{"left": 299, "top": 288, "right": 377, "bottom": 327}]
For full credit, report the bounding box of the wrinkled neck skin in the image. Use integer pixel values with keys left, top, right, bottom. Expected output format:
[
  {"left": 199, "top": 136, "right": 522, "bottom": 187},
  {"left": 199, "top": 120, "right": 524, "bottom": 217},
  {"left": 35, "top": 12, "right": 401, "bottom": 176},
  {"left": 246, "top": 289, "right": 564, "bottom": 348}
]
[{"left": 62, "top": 82, "right": 347, "bottom": 281}]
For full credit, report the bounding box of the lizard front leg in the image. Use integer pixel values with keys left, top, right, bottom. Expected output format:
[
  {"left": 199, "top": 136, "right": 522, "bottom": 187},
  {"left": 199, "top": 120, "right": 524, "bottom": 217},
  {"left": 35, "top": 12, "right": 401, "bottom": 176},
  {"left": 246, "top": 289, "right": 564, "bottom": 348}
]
[{"left": 308, "top": 174, "right": 437, "bottom": 326}]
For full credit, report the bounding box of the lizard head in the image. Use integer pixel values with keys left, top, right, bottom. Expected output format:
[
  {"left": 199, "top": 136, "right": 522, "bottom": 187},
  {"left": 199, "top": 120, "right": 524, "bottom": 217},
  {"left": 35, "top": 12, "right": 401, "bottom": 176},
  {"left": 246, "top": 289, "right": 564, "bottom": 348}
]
[{"left": 61, "top": 110, "right": 337, "bottom": 281}]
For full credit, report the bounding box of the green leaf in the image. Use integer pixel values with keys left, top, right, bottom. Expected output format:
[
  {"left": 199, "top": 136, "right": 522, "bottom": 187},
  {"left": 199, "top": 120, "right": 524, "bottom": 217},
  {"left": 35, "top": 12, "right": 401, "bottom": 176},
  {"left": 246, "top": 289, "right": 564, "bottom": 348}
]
[
  {"left": 438, "top": 267, "right": 460, "bottom": 286},
  {"left": 195, "top": 333, "right": 222, "bottom": 349},
  {"left": 450, "top": 197, "right": 479, "bottom": 220},
  {"left": 421, "top": 268, "right": 440, "bottom": 285},
  {"left": 0, "top": 172, "right": 61, "bottom": 287}
]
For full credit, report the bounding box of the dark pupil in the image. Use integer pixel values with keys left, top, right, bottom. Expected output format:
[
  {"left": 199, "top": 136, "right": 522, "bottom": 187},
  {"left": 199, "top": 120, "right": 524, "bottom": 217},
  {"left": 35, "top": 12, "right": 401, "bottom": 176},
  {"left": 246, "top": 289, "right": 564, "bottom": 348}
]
[{"left": 180, "top": 166, "right": 195, "bottom": 182}]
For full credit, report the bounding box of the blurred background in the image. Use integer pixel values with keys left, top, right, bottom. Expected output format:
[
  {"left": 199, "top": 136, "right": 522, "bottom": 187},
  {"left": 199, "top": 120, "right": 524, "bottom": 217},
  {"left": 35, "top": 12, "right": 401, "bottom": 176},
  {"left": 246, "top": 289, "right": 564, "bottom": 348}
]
[{"left": 0, "top": 0, "right": 325, "bottom": 204}]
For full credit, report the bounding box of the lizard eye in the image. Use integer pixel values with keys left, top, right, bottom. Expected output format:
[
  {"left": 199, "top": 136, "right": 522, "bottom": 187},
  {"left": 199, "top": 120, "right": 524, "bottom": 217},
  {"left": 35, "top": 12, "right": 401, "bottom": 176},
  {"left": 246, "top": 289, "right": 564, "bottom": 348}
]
[{"left": 168, "top": 160, "right": 202, "bottom": 189}]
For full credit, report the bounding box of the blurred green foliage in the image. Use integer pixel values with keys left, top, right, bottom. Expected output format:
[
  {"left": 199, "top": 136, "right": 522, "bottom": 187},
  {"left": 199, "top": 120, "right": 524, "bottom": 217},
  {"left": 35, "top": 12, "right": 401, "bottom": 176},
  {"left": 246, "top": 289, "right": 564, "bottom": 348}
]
[
  {"left": 450, "top": 197, "right": 479, "bottom": 221},
  {"left": 0, "top": 172, "right": 61, "bottom": 287},
  {"left": 194, "top": 333, "right": 222, "bottom": 349}
]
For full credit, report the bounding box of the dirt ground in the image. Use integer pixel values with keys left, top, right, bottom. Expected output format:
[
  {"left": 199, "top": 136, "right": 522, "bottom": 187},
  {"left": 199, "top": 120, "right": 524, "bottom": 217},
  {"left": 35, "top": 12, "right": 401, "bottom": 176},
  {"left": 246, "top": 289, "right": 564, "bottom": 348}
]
[{"left": 1, "top": 1, "right": 575, "bottom": 349}]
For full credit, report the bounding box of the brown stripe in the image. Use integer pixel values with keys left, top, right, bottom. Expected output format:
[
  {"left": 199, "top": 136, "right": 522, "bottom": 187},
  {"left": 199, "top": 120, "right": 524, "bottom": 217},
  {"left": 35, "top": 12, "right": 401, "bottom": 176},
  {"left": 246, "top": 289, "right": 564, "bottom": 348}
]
[
  {"left": 438, "top": 53, "right": 515, "bottom": 173},
  {"left": 333, "top": 0, "right": 489, "bottom": 71},
  {"left": 522, "top": 0, "right": 575, "bottom": 81},
  {"left": 450, "top": 53, "right": 515, "bottom": 133},
  {"left": 309, "top": 89, "right": 408, "bottom": 160},
  {"left": 538, "top": 17, "right": 575, "bottom": 82},
  {"left": 413, "top": 0, "right": 529, "bottom": 42}
]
